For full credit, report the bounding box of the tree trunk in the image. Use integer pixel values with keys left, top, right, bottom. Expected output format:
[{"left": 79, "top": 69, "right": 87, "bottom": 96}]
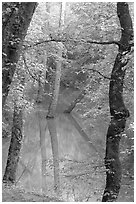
[
  {"left": 102, "top": 2, "right": 133, "bottom": 202},
  {"left": 35, "top": 52, "right": 48, "bottom": 194},
  {"left": 46, "top": 44, "right": 62, "bottom": 195},
  {"left": 3, "top": 55, "right": 26, "bottom": 184},
  {"left": 3, "top": 102, "right": 23, "bottom": 184},
  {"left": 2, "top": 2, "right": 37, "bottom": 108},
  {"left": 46, "top": 2, "right": 65, "bottom": 195}
]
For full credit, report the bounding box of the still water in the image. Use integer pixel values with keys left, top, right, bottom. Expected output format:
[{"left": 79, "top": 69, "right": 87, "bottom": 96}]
[{"left": 2, "top": 108, "right": 106, "bottom": 201}]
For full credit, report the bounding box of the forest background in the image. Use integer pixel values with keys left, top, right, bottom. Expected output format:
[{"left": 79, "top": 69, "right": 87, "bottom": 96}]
[{"left": 2, "top": 1, "right": 134, "bottom": 202}]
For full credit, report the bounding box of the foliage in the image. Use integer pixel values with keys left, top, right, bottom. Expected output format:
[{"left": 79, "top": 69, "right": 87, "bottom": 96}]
[
  {"left": 2, "top": 2, "right": 134, "bottom": 201},
  {"left": 3, "top": 2, "right": 134, "bottom": 108}
]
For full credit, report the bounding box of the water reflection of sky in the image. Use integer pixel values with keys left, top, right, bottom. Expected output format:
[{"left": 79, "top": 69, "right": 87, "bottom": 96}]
[{"left": 2, "top": 110, "right": 105, "bottom": 198}]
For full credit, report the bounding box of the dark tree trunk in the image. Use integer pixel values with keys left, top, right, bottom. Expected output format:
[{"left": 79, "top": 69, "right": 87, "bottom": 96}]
[
  {"left": 102, "top": 2, "right": 133, "bottom": 202},
  {"left": 3, "top": 102, "right": 23, "bottom": 184},
  {"left": 3, "top": 55, "right": 26, "bottom": 184},
  {"left": 2, "top": 2, "right": 37, "bottom": 108}
]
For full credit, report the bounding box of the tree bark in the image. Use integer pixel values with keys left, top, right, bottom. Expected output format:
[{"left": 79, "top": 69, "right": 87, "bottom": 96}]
[
  {"left": 3, "top": 101, "right": 23, "bottom": 184},
  {"left": 3, "top": 56, "right": 26, "bottom": 184},
  {"left": 102, "top": 2, "right": 133, "bottom": 202},
  {"left": 2, "top": 2, "right": 37, "bottom": 108}
]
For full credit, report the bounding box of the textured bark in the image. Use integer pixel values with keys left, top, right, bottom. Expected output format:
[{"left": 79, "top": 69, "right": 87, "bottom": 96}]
[
  {"left": 3, "top": 102, "right": 23, "bottom": 184},
  {"left": 102, "top": 2, "right": 133, "bottom": 202},
  {"left": 2, "top": 2, "right": 37, "bottom": 107},
  {"left": 3, "top": 55, "right": 27, "bottom": 184}
]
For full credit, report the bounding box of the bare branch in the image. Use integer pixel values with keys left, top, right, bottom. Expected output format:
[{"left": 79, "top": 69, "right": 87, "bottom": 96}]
[
  {"left": 86, "top": 40, "right": 120, "bottom": 46},
  {"left": 64, "top": 89, "right": 86, "bottom": 113},
  {"left": 23, "top": 37, "right": 121, "bottom": 50},
  {"left": 89, "top": 68, "right": 111, "bottom": 80}
]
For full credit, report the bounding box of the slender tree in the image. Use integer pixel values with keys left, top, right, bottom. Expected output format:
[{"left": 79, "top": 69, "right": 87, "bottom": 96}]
[
  {"left": 102, "top": 2, "right": 133, "bottom": 202},
  {"left": 2, "top": 2, "right": 37, "bottom": 108},
  {"left": 37, "top": 70, "right": 48, "bottom": 194},
  {"left": 46, "top": 2, "right": 65, "bottom": 195},
  {"left": 46, "top": 42, "right": 63, "bottom": 195}
]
